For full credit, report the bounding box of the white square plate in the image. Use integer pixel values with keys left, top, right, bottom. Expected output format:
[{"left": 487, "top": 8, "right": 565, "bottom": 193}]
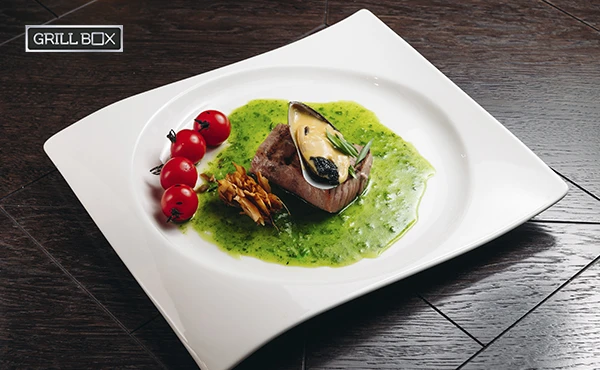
[{"left": 45, "top": 10, "right": 567, "bottom": 370}]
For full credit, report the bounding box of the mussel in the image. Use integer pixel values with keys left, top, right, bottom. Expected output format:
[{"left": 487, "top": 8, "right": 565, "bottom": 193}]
[{"left": 288, "top": 101, "right": 351, "bottom": 186}]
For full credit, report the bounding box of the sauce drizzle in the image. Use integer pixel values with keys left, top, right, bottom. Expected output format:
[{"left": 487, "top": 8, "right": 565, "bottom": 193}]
[{"left": 187, "top": 99, "right": 435, "bottom": 267}]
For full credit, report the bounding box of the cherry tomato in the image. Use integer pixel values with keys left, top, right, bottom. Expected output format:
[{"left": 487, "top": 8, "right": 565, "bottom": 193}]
[
  {"left": 161, "top": 184, "right": 199, "bottom": 222},
  {"left": 159, "top": 157, "right": 197, "bottom": 189},
  {"left": 194, "top": 110, "right": 231, "bottom": 147},
  {"left": 167, "top": 129, "right": 206, "bottom": 163}
]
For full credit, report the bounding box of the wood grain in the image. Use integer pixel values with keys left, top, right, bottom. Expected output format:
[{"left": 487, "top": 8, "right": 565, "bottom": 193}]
[
  {"left": 0, "top": 171, "right": 78, "bottom": 207},
  {"left": 2, "top": 202, "right": 160, "bottom": 331},
  {"left": 0, "top": 0, "right": 326, "bottom": 198},
  {"left": 132, "top": 316, "right": 199, "bottom": 370},
  {"left": 2, "top": 1, "right": 600, "bottom": 369},
  {"left": 463, "top": 259, "right": 600, "bottom": 369},
  {"left": 534, "top": 176, "right": 600, "bottom": 223},
  {"left": 327, "top": 0, "right": 600, "bottom": 198},
  {"left": 305, "top": 286, "right": 481, "bottom": 369},
  {"left": 37, "top": 0, "right": 91, "bottom": 17},
  {"left": 0, "top": 209, "right": 160, "bottom": 369},
  {"left": 417, "top": 222, "right": 600, "bottom": 344},
  {"left": 546, "top": 0, "right": 600, "bottom": 30},
  {"left": 0, "top": 0, "right": 54, "bottom": 44}
]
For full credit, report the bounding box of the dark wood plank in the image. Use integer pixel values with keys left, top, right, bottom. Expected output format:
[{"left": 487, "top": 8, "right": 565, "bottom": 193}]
[
  {"left": 2, "top": 200, "right": 160, "bottom": 332},
  {"left": 0, "top": 171, "right": 159, "bottom": 330},
  {"left": 417, "top": 222, "right": 600, "bottom": 344},
  {"left": 534, "top": 176, "right": 600, "bottom": 223},
  {"left": 463, "top": 259, "right": 600, "bottom": 369},
  {"left": 0, "top": 0, "right": 326, "bottom": 198},
  {"left": 132, "top": 316, "right": 199, "bottom": 370},
  {"left": 0, "top": 0, "right": 54, "bottom": 44},
  {"left": 134, "top": 315, "right": 304, "bottom": 370},
  {"left": 3, "top": 1, "right": 598, "bottom": 369},
  {"left": 37, "top": 0, "right": 90, "bottom": 16},
  {"left": 547, "top": 0, "right": 600, "bottom": 30},
  {"left": 0, "top": 209, "right": 160, "bottom": 369},
  {"left": 305, "top": 286, "right": 481, "bottom": 369},
  {"left": 327, "top": 0, "right": 600, "bottom": 198},
  {"left": 0, "top": 171, "right": 78, "bottom": 207}
]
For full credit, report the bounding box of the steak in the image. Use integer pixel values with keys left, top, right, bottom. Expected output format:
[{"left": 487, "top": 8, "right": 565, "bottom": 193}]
[{"left": 251, "top": 124, "right": 373, "bottom": 213}]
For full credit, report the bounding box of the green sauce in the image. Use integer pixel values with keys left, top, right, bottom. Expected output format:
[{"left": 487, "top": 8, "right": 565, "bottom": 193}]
[{"left": 188, "top": 100, "right": 434, "bottom": 267}]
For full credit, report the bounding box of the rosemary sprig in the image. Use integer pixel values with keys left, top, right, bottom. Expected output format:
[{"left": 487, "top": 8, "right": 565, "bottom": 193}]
[
  {"left": 348, "top": 165, "right": 357, "bottom": 179},
  {"left": 326, "top": 131, "right": 358, "bottom": 157},
  {"left": 355, "top": 139, "right": 373, "bottom": 166},
  {"left": 327, "top": 130, "right": 373, "bottom": 178}
]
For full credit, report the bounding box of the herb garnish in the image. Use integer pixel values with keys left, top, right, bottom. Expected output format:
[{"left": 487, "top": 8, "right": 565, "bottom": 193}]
[
  {"left": 355, "top": 139, "right": 373, "bottom": 165},
  {"left": 327, "top": 131, "right": 373, "bottom": 178},
  {"left": 326, "top": 131, "right": 359, "bottom": 157}
]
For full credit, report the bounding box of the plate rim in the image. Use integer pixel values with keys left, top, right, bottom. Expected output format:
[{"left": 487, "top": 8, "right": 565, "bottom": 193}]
[{"left": 44, "top": 8, "right": 568, "bottom": 370}]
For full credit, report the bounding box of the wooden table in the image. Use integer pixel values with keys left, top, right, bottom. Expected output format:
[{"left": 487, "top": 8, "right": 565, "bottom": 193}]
[{"left": 1, "top": 0, "right": 599, "bottom": 368}]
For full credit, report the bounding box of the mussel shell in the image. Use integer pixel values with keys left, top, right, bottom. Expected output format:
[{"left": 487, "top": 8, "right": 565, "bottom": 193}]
[
  {"left": 288, "top": 101, "right": 347, "bottom": 187},
  {"left": 288, "top": 101, "right": 340, "bottom": 131}
]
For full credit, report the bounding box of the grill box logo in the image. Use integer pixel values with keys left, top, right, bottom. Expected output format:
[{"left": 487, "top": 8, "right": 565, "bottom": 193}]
[{"left": 26, "top": 25, "right": 123, "bottom": 52}]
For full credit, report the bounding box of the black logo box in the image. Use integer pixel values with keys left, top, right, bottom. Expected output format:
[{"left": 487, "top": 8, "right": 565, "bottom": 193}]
[{"left": 26, "top": 26, "right": 123, "bottom": 52}]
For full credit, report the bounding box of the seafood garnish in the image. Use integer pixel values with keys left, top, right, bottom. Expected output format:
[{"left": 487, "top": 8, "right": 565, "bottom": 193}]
[{"left": 288, "top": 101, "right": 351, "bottom": 188}]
